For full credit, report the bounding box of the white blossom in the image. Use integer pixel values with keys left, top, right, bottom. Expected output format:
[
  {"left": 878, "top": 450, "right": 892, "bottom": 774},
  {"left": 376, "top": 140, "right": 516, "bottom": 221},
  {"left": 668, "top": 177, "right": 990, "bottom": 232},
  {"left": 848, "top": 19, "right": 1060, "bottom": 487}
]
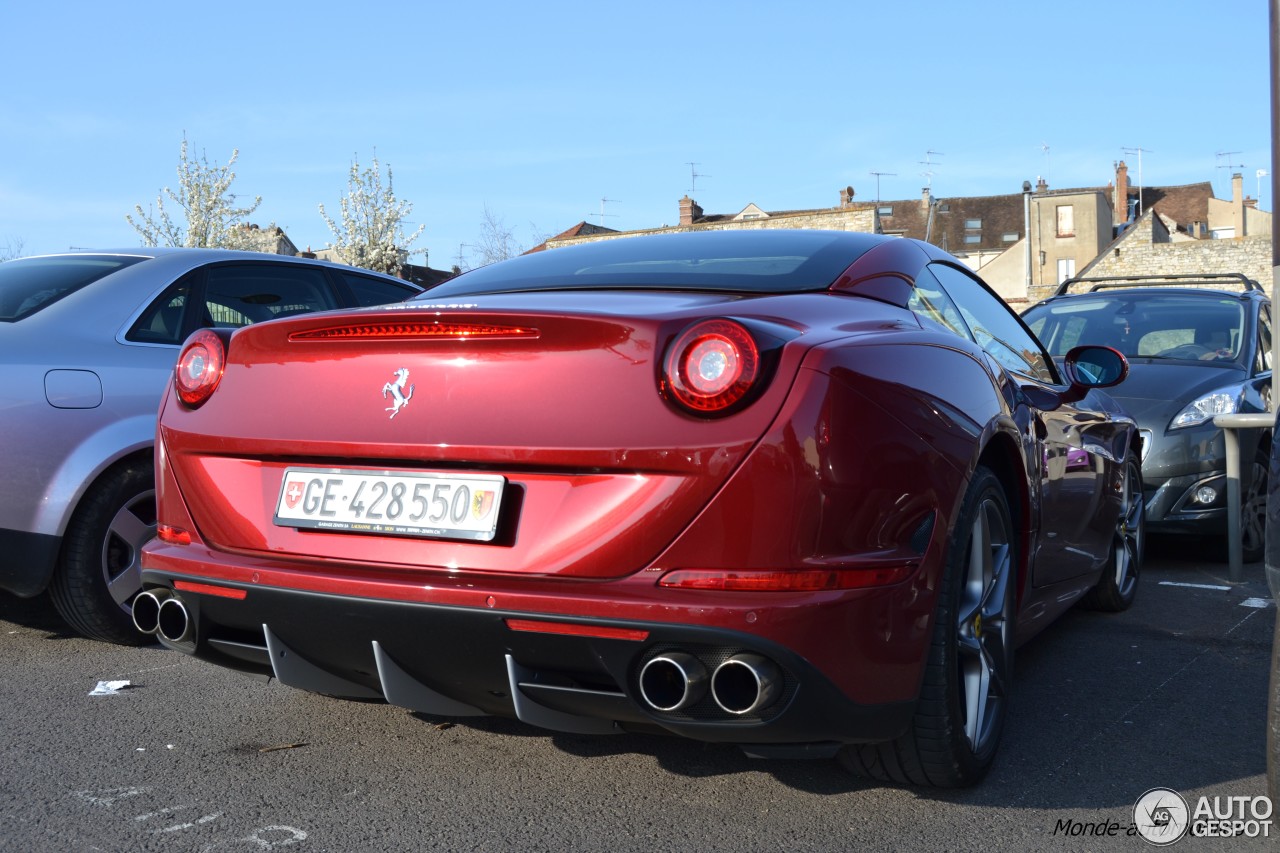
[
  {"left": 319, "top": 153, "right": 425, "bottom": 276},
  {"left": 127, "top": 135, "right": 268, "bottom": 251}
]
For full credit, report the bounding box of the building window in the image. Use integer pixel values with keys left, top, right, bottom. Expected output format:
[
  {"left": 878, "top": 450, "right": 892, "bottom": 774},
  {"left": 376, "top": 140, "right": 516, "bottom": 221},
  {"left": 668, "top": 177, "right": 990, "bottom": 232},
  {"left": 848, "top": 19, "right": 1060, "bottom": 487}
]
[
  {"left": 878, "top": 206, "right": 893, "bottom": 216},
  {"left": 1056, "top": 257, "right": 1075, "bottom": 284},
  {"left": 964, "top": 234, "right": 982, "bottom": 244},
  {"left": 1056, "top": 205, "right": 1075, "bottom": 237},
  {"left": 965, "top": 218, "right": 982, "bottom": 229},
  {"left": 1002, "top": 232, "right": 1019, "bottom": 242}
]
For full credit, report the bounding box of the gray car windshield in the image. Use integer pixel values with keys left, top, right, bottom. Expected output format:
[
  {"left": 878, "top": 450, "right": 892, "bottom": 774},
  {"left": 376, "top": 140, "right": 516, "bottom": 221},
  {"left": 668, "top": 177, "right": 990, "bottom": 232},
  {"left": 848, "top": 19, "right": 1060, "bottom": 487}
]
[
  {"left": 1024, "top": 292, "right": 1247, "bottom": 363},
  {"left": 420, "top": 231, "right": 876, "bottom": 298},
  {"left": 0, "top": 256, "right": 147, "bottom": 321}
]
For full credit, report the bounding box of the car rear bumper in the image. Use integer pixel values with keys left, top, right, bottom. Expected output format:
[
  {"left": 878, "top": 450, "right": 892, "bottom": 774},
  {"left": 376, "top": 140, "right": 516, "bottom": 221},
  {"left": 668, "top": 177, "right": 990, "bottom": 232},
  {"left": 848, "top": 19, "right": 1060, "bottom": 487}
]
[{"left": 138, "top": 557, "right": 921, "bottom": 751}]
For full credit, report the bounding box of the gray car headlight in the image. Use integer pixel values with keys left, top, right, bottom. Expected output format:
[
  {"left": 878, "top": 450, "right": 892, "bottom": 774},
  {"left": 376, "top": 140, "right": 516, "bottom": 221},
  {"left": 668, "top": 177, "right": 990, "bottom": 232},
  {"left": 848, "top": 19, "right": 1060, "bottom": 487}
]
[{"left": 1169, "top": 384, "right": 1247, "bottom": 429}]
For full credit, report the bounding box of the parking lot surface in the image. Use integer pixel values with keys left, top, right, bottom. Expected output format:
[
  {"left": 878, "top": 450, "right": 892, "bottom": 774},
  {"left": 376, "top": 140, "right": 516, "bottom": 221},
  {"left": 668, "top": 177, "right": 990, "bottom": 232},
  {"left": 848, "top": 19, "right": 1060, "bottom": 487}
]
[{"left": 0, "top": 538, "right": 1274, "bottom": 852}]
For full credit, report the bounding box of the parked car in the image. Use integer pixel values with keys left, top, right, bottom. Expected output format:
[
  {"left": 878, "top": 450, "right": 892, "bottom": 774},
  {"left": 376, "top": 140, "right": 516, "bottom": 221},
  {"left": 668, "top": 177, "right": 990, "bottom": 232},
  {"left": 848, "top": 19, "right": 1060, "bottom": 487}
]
[
  {"left": 139, "top": 230, "right": 1143, "bottom": 787},
  {"left": 0, "top": 248, "right": 423, "bottom": 644},
  {"left": 1023, "top": 273, "right": 1272, "bottom": 561}
]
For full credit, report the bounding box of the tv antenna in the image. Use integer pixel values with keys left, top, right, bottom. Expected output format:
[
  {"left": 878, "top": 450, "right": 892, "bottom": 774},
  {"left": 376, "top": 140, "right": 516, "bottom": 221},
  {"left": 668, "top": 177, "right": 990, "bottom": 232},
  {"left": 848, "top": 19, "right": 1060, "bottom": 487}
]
[
  {"left": 686, "top": 162, "right": 710, "bottom": 195},
  {"left": 1123, "top": 146, "right": 1152, "bottom": 216},
  {"left": 1217, "top": 150, "right": 1245, "bottom": 171},
  {"left": 594, "top": 198, "right": 620, "bottom": 227},
  {"left": 919, "top": 150, "right": 944, "bottom": 188},
  {"left": 1040, "top": 142, "right": 1051, "bottom": 186},
  {"left": 869, "top": 170, "right": 897, "bottom": 203}
]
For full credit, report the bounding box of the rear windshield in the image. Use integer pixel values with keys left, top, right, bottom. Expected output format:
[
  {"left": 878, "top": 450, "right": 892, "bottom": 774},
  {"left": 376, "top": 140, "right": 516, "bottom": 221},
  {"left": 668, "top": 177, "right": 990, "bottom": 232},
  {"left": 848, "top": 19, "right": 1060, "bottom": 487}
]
[
  {"left": 420, "top": 231, "right": 875, "bottom": 298},
  {"left": 0, "top": 255, "right": 146, "bottom": 321}
]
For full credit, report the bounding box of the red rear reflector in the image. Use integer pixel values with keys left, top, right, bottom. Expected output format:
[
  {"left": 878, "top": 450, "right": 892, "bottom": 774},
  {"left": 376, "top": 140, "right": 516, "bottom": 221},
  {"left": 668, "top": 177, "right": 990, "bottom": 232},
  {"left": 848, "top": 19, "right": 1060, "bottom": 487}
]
[
  {"left": 657, "top": 566, "right": 914, "bottom": 591},
  {"left": 289, "top": 322, "right": 539, "bottom": 341},
  {"left": 505, "top": 618, "right": 649, "bottom": 642},
  {"left": 157, "top": 524, "right": 191, "bottom": 545},
  {"left": 173, "top": 580, "right": 248, "bottom": 600}
]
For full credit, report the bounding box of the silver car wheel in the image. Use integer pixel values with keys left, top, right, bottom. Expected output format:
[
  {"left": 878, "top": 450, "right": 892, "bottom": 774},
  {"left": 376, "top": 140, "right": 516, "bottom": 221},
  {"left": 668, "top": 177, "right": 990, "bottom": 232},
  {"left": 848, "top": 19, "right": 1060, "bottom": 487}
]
[
  {"left": 955, "top": 495, "right": 1013, "bottom": 754},
  {"left": 1112, "top": 459, "right": 1143, "bottom": 598},
  {"left": 101, "top": 488, "right": 157, "bottom": 609}
]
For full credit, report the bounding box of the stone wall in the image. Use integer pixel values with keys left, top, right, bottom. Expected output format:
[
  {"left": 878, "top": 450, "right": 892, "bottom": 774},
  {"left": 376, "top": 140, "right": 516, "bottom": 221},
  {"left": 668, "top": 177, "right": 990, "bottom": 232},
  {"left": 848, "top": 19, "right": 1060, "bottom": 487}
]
[{"left": 1027, "top": 214, "right": 1273, "bottom": 302}]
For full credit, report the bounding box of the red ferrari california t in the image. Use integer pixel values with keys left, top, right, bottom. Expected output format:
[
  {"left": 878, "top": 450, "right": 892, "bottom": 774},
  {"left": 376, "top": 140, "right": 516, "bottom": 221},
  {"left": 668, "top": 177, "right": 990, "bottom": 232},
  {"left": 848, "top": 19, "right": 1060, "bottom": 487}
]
[{"left": 139, "top": 229, "right": 1143, "bottom": 787}]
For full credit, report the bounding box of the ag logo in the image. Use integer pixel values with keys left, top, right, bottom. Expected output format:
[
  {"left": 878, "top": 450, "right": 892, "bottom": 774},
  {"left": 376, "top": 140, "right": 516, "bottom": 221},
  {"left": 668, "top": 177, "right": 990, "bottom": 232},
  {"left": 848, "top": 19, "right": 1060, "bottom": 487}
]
[
  {"left": 381, "top": 368, "right": 415, "bottom": 419},
  {"left": 1134, "top": 787, "right": 1190, "bottom": 845}
]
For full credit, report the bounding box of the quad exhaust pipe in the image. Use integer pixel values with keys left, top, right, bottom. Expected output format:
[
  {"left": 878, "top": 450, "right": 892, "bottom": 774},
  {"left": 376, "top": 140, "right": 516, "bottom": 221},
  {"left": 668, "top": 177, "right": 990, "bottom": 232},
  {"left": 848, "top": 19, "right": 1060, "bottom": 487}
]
[
  {"left": 638, "top": 652, "right": 708, "bottom": 712},
  {"left": 710, "top": 653, "right": 781, "bottom": 716},
  {"left": 132, "top": 589, "right": 193, "bottom": 644},
  {"left": 638, "top": 651, "right": 782, "bottom": 716},
  {"left": 132, "top": 590, "right": 165, "bottom": 635}
]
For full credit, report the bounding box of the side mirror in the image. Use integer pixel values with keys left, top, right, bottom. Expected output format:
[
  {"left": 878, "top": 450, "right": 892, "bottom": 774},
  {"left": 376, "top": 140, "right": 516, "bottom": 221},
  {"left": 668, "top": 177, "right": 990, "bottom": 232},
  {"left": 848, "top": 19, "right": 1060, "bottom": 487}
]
[{"left": 1062, "top": 345, "right": 1128, "bottom": 389}]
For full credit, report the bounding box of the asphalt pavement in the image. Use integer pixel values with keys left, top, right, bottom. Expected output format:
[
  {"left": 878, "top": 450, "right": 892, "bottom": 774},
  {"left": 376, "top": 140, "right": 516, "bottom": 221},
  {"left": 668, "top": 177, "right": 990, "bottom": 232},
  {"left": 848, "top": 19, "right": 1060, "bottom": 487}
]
[{"left": 0, "top": 536, "right": 1275, "bottom": 852}]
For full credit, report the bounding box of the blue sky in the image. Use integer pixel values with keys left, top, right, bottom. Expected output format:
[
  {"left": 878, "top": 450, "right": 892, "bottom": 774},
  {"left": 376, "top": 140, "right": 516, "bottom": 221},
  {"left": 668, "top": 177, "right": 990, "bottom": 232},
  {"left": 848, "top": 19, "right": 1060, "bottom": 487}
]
[{"left": 1, "top": 1, "right": 1273, "bottom": 269}]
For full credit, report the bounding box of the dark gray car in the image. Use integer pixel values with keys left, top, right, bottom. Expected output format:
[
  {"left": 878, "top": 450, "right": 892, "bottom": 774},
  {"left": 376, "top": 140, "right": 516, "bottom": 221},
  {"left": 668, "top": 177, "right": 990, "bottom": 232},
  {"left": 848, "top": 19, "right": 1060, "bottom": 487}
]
[
  {"left": 1023, "top": 274, "right": 1272, "bottom": 561},
  {"left": 0, "top": 248, "right": 423, "bottom": 643}
]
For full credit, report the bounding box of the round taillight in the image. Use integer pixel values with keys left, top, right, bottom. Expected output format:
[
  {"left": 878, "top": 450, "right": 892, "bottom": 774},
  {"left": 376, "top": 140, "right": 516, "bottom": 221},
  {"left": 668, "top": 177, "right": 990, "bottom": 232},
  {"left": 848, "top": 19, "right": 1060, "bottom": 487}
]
[
  {"left": 174, "top": 329, "right": 226, "bottom": 408},
  {"left": 663, "top": 319, "right": 760, "bottom": 415}
]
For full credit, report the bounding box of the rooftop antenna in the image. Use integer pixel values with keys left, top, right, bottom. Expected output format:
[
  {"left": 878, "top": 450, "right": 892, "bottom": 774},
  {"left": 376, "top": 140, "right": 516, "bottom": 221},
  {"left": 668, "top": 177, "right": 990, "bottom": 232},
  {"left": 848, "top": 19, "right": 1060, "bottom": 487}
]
[
  {"left": 1216, "top": 151, "right": 1244, "bottom": 203},
  {"left": 869, "top": 170, "right": 897, "bottom": 204},
  {"left": 595, "top": 198, "right": 620, "bottom": 227},
  {"left": 454, "top": 243, "right": 475, "bottom": 270},
  {"left": 1040, "top": 142, "right": 1051, "bottom": 186},
  {"left": 1217, "top": 150, "right": 1245, "bottom": 171},
  {"left": 919, "top": 150, "right": 944, "bottom": 188},
  {"left": 686, "top": 162, "right": 709, "bottom": 195},
  {"left": 1123, "top": 146, "right": 1152, "bottom": 216}
]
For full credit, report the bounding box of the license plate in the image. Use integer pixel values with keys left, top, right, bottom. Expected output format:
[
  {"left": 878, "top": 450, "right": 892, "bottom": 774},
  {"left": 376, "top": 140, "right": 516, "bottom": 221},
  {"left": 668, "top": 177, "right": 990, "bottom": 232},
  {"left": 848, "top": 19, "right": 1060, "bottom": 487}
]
[{"left": 274, "top": 467, "right": 505, "bottom": 541}]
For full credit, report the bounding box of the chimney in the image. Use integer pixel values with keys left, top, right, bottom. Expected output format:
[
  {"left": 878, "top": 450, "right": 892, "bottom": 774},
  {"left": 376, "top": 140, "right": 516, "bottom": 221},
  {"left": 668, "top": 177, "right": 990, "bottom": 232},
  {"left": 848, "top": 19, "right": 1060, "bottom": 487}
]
[
  {"left": 921, "top": 187, "right": 931, "bottom": 210},
  {"left": 679, "top": 195, "right": 703, "bottom": 226},
  {"left": 839, "top": 185, "right": 855, "bottom": 208},
  {"left": 1115, "top": 161, "right": 1130, "bottom": 221},
  {"left": 1036, "top": 177, "right": 1048, "bottom": 193},
  {"left": 1232, "top": 173, "right": 1245, "bottom": 237}
]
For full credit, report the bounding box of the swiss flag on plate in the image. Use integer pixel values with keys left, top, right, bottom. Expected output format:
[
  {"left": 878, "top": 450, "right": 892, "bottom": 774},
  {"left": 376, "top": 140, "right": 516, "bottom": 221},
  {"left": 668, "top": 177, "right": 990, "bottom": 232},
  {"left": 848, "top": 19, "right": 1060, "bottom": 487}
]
[{"left": 283, "top": 481, "right": 305, "bottom": 509}]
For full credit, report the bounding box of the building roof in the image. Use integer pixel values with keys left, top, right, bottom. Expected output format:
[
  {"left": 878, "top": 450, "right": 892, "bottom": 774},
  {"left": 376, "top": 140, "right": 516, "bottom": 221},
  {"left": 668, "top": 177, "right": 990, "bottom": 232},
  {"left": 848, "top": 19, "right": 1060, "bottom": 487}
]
[{"left": 525, "top": 221, "right": 620, "bottom": 253}]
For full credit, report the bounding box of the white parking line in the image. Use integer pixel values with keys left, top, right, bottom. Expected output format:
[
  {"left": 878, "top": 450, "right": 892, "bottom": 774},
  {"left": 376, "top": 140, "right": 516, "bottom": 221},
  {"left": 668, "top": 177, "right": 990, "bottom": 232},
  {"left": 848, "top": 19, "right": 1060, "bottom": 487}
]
[{"left": 1158, "top": 581, "right": 1231, "bottom": 591}]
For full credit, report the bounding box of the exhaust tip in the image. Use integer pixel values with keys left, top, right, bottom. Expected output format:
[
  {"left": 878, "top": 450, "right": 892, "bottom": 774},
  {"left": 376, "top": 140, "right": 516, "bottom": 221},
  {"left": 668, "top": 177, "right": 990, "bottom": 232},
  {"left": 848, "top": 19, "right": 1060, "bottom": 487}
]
[
  {"left": 156, "top": 596, "right": 192, "bottom": 644},
  {"left": 132, "top": 590, "right": 165, "bottom": 635},
  {"left": 711, "top": 653, "right": 781, "bottom": 716},
  {"left": 638, "top": 652, "right": 708, "bottom": 712}
]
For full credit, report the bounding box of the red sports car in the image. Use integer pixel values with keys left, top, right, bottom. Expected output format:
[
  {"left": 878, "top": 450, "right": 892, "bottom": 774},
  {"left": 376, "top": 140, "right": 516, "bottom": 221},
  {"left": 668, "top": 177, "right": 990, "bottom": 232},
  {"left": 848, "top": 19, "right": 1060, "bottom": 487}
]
[{"left": 139, "top": 230, "right": 1143, "bottom": 787}]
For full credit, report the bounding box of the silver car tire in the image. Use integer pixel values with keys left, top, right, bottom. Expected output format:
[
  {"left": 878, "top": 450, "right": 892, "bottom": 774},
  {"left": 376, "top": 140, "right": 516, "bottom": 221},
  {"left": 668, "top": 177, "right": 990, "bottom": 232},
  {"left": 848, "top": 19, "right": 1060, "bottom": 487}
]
[{"left": 48, "top": 458, "right": 156, "bottom": 646}]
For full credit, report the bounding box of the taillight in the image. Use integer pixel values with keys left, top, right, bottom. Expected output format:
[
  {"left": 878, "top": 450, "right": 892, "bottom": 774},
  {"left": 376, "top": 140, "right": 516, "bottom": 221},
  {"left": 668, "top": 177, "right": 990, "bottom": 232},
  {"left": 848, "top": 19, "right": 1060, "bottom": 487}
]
[
  {"left": 174, "top": 329, "right": 226, "bottom": 408},
  {"left": 662, "top": 319, "right": 760, "bottom": 415}
]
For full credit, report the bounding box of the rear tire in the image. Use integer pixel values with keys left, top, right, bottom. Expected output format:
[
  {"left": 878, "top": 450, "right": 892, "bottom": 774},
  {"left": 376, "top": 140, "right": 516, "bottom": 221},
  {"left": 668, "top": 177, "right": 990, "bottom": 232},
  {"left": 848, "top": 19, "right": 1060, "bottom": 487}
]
[
  {"left": 1081, "top": 452, "right": 1143, "bottom": 612},
  {"left": 840, "top": 466, "right": 1014, "bottom": 787},
  {"left": 48, "top": 459, "right": 156, "bottom": 646}
]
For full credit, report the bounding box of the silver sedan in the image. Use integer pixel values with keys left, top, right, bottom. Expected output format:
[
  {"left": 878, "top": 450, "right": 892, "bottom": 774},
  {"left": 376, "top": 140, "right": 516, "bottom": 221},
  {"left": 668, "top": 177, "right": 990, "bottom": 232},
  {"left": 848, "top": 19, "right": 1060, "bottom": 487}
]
[{"left": 0, "top": 248, "right": 423, "bottom": 643}]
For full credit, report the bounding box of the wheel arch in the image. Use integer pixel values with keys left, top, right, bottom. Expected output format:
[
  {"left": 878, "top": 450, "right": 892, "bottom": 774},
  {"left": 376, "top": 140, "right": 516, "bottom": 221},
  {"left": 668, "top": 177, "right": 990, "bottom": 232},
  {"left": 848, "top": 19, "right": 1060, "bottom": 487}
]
[
  {"left": 974, "top": 431, "right": 1031, "bottom": 605},
  {"left": 31, "top": 415, "right": 155, "bottom": 540}
]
